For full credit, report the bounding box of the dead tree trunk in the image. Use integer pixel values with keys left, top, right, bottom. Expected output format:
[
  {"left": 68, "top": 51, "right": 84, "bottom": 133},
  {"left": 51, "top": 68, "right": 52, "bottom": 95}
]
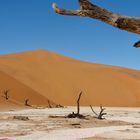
[
  {"left": 48, "top": 100, "right": 52, "bottom": 108},
  {"left": 52, "top": 0, "right": 140, "bottom": 47},
  {"left": 98, "top": 105, "right": 107, "bottom": 119},
  {"left": 89, "top": 105, "right": 98, "bottom": 116},
  {"left": 77, "top": 92, "right": 82, "bottom": 115},
  {"left": 2, "top": 90, "right": 9, "bottom": 100},
  {"left": 25, "top": 99, "right": 30, "bottom": 106},
  {"left": 67, "top": 91, "right": 85, "bottom": 118}
]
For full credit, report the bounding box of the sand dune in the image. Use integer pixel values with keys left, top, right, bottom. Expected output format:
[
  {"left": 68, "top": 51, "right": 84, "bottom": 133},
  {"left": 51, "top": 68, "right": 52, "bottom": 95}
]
[
  {"left": 0, "top": 70, "right": 51, "bottom": 110},
  {"left": 0, "top": 49, "right": 140, "bottom": 108}
]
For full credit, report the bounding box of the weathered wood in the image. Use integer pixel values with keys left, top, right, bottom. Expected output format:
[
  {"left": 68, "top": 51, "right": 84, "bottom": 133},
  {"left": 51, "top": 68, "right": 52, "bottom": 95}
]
[
  {"left": 90, "top": 105, "right": 107, "bottom": 119},
  {"left": 67, "top": 91, "right": 85, "bottom": 119},
  {"left": 77, "top": 92, "right": 82, "bottom": 115},
  {"left": 134, "top": 40, "right": 140, "bottom": 48},
  {"left": 98, "top": 105, "right": 107, "bottom": 119},
  {"left": 52, "top": 0, "right": 140, "bottom": 47},
  {"left": 25, "top": 99, "right": 30, "bottom": 106},
  {"left": 89, "top": 105, "right": 98, "bottom": 117},
  {"left": 2, "top": 90, "right": 9, "bottom": 100},
  {"left": 48, "top": 100, "right": 52, "bottom": 108}
]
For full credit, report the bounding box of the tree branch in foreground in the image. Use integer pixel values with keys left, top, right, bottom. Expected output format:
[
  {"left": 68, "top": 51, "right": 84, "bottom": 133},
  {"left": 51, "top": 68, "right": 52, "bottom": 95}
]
[{"left": 52, "top": 0, "right": 140, "bottom": 47}]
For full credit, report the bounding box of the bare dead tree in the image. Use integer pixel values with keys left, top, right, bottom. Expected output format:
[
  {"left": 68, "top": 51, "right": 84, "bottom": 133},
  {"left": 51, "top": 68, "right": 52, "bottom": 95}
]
[
  {"left": 67, "top": 92, "right": 85, "bottom": 119},
  {"left": 2, "top": 90, "right": 9, "bottom": 100},
  {"left": 48, "top": 100, "right": 52, "bottom": 108},
  {"left": 25, "top": 99, "right": 30, "bottom": 106},
  {"left": 52, "top": 0, "right": 140, "bottom": 47},
  {"left": 134, "top": 40, "right": 140, "bottom": 47},
  {"left": 98, "top": 105, "right": 107, "bottom": 119},
  {"left": 90, "top": 105, "right": 107, "bottom": 119}
]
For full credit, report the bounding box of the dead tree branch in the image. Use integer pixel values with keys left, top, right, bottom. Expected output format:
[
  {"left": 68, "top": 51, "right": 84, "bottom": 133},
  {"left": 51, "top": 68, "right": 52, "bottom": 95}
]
[
  {"left": 90, "top": 105, "right": 107, "bottom": 119},
  {"left": 77, "top": 91, "right": 82, "bottom": 115},
  {"left": 2, "top": 90, "right": 9, "bottom": 100},
  {"left": 98, "top": 105, "right": 107, "bottom": 119},
  {"left": 48, "top": 100, "right": 52, "bottom": 108},
  {"left": 67, "top": 91, "right": 85, "bottom": 119},
  {"left": 52, "top": 0, "right": 140, "bottom": 47},
  {"left": 24, "top": 99, "right": 30, "bottom": 106},
  {"left": 89, "top": 105, "right": 98, "bottom": 116}
]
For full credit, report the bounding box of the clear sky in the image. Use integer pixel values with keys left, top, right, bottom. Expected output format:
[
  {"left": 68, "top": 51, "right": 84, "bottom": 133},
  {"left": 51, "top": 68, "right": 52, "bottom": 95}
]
[{"left": 0, "top": 0, "right": 140, "bottom": 69}]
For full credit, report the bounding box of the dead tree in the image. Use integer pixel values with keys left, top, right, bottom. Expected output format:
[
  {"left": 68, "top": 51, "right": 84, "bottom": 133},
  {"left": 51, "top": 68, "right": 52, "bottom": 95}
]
[
  {"left": 77, "top": 91, "right": 82, "bottom": 115},
  {"left": 52, "top": 0, "right": 140, "bottom": 47},
  {"left": 90, "top": 105, "right": 107, "bottom": 119},
  {"left": 98, "top": 105, "right": 107, "bottom": 119},
  {"left": 24, "top": 99, "right": 30, "bottom": 106},
  {"left": 67, "top": 92, "right": 85, "bottom": 118},
  {"left": 48, "top": 100, "right": 52, "bottom": 108},
  {"left": 2, "top": 90, "right": 9, "bottom": 100}
]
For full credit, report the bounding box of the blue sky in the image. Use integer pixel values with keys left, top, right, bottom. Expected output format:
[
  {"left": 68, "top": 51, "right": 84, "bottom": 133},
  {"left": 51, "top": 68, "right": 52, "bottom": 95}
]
[{"left": 0, "top": 0, "right": 139, "bottom": 69}]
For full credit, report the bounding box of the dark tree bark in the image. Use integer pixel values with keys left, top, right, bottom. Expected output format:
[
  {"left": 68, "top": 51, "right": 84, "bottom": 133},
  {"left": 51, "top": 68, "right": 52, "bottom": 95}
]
[
  {"left": 25, "top": 99, "right": 30, "bottom": 106},
  {"left": 90, "top": 105, "right": 107, "bottom": 119},
  {"left": 134, "top": 40, "right": 140, "bottom": 48},
  {"left": 77, "top": 92, "right": 82, "bottom": 115},
  {"left": 52, "top": 0, "right": 140, "bottom": 47},
  {"left": 98, "top": 105, "right": 107, "bottom": 119},
  {"left": 2, "top": 90, "right": 9, "bottom": 100},
  {"left": 67, "top": 91, "right": 85, "bottom": 119}
]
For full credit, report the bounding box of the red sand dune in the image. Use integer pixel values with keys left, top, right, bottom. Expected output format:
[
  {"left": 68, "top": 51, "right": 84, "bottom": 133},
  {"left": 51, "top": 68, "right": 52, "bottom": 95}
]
[
  {"left": 0, "top": 49, "right": 140, "bottom": 108},
  {"left": 0, "top": 70, "right": 51, "bottom": 110}
]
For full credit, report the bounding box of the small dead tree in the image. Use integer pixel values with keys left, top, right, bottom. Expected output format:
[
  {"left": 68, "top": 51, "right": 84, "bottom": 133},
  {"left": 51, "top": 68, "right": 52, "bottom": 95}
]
[
  {"left": 48, "top": 100, "right": 52, "bottom": 108},
  {"left": 24, "top": 99, "right": 30, "bottom": 106},
  {"left": 67, "top": 91, "right": 85, "bottom": 118},
  {"left": 90, "top": 105, "right": 107, "bottom": 119},
  {"left": 98, "top": 106, "right": 107, "bottom": 119},
  {"left": 2, "top": 90, "right": 9, "bottom": 100}
]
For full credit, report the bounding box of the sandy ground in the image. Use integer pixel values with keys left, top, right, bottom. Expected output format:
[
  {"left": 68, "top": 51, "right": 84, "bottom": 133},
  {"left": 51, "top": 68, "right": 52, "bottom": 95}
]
[{"left": 0, "top": 107, "right": 140, "bottom": 140}]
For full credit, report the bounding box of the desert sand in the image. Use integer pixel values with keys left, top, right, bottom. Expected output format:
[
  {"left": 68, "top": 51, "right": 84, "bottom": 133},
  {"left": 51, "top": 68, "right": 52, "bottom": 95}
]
[
  {"left": 0, "top": 50, "right": 140, "bottom": 140},
  {"left": 0, "top": 107, "right": 140, "bottom": 140},
  {"left": 0, "top": 70, "right": 52, "bottom": 110},
  {"left": 0, "top": 49, "right": 140, "bottom": 109}
]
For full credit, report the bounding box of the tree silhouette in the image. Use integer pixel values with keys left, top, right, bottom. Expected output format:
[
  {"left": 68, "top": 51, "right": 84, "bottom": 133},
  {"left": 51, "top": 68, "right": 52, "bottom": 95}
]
[{"left": 2, "top": 90, "right": 10, "bottom": 100}]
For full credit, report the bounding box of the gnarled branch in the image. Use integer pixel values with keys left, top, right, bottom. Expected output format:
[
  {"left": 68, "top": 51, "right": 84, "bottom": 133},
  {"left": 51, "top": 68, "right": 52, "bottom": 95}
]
[
  {"left": 52, "top": 0, "right": 140, "bottom": 47},
  {"left": 134, "top": 40, "right": 140, "bottom": 48},
  {"left": 90, "top": 105, "right": 107, "bottom": 119}
]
